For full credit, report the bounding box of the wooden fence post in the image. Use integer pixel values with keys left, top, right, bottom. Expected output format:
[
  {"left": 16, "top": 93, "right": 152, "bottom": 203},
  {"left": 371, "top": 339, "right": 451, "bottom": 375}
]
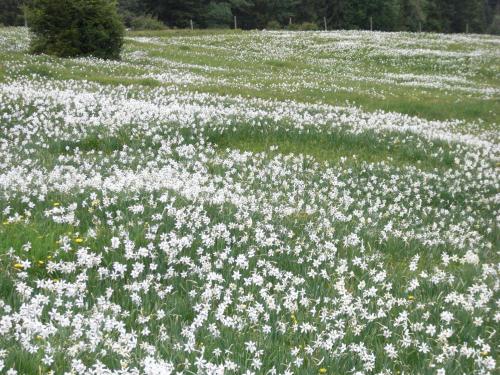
[{"left": 324, "top": 17, "right": 327, "bottom": 31}]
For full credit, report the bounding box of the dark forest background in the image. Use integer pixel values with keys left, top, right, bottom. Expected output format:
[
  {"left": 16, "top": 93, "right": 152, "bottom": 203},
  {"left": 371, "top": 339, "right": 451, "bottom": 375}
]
[{"left": 2, "top": 0, "right": 499, "bottom": 34}]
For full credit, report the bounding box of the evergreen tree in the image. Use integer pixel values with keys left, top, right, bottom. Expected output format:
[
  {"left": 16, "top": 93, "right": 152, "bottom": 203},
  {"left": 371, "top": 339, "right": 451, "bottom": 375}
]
[
  {"left": 399, "top": 0, "right": 427, "bottom": 31},
  {"left": 203, "top": 0, "right": 253, "bottom": 28},
  {"left": 2, "top": 0, "right": 497, "bottom": 35},
  {"left": 204, "top": 1, "right": 233, "bottom": 28},
  {"left": 425, "top": 0, "right": 452, "bottom": 32},
  {"left": 487, "top": 1, "right": 500, "bottom": 34},
  {"left": 144, "top": 0, "right": 203, "bottom": 28},
  {"left": 0, "top": 0, "right": 25, "bottom": 26},
  {"left": 341, "top": 0, "right": 399, "bottom": 30},
  {"left": 328, "top": 0, "right": 346, "bottom": 29},
  {"left": 451, "top": 0, "right": 486, "bottom": 33},
  {"left": 369, "top": 0, "right": 400, "bottom": 31},
  {"left": 249, "top": 0, "right": 299, "bottom": 28},
  {"left": 295, "top": 0, "right": 320, "bottom": 24},
  {"left": 118, "top": 0, "right": 144, "bottom": 26},
  {"left": 27, "top": 0, "right": 124, "bottom": 59}
]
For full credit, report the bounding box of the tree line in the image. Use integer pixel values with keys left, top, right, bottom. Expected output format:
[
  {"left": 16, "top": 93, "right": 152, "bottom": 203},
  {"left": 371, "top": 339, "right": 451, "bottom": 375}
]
[{"left": 2, "top": 0, "right": 499, "bottom": 34}]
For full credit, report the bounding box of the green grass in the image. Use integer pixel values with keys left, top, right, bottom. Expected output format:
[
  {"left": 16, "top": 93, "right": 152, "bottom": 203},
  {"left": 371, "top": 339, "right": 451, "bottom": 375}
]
[
  {"left": 0, "top": 63, "right": 6, "bottom": 82},
  {"left": 127, "top": 29, "right": 244, "bottom": 38},
  {"left": 207, "top": 125, "right": 456, "bottom": 170},
  {"left": 2, "top": 28, "right": 498, "bottom": 126},
  {"left": 50, "top": 133, "right": 128, "bottom": 155}
]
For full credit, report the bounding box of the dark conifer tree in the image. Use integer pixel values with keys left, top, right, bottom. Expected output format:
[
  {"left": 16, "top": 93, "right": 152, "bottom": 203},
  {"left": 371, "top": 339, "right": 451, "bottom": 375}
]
[
  {"left": 2, "top": 0, "right": 498, "bottom": 35},
  {"left": 0, "top": 0, "right": 25, "bottom": 26}
]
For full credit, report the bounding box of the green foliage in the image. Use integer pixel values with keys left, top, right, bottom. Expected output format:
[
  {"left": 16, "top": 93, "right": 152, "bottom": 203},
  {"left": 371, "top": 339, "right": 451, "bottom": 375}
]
[
  {"left": 338, "top": 0, "right": 400, "bottom": 31},
  {"left": 398, "top": 0, "right": 427, "bottom": 31},
  {"left": 27, "top": 0, "right": 124, "bottom": 59},
  {"left": 450, "top": 0, "right": 486, "bottom": 33},
  {"left": 424, "top": 0, "right": 490, "bottom": 33},
  {"left": 204, "top": 2, "right": 233, "bottom": 28},
  {"left": 130, "top": 15, "right": 166, "bottom": 30},
  {"left": 252, "top": 0, "right": 300, "bottom": 28},
  {"left": 143, "top": 0, "right": 203, "bottom": 28},
  {"left": 2, "top": 0, "right": 498, "bottom": 34},
  {"left": 266, "top": 20, "right": 282, "bottom": 30},
  {"left": 117, "top": 0, "right": 143, "bottom": 27},
  {"left": 488, "top": 14, "right": 500, "bottom": 35},
  {"left": 134, "top": 0, "right": 498, "bottom": 34},
  {"left": 0, "top": 0, "right": 24, "bottom": 26},
  {"left": 301, "top": 22, "right": 320, "bottom": 30}
]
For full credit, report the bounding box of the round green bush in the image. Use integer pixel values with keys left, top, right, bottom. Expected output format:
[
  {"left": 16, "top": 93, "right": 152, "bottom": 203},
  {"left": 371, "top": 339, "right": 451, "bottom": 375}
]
[
  {"left": 299, "top": 22, "right": 319, "bottom": 31},
  {"left": 266, "top": 20, "right": 282, "bottom": 30},
  {"left": 27, "top": 0, "right": 124, "bottom": 59}
]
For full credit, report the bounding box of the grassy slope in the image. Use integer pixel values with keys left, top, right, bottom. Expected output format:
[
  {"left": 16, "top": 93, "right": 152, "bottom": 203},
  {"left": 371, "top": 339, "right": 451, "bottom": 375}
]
[
  {"left": 2, "top": 29, "right": 498, "bottom": 125},
  {"left": 0, "top": 28, "right": 499, "bottom": 374}
]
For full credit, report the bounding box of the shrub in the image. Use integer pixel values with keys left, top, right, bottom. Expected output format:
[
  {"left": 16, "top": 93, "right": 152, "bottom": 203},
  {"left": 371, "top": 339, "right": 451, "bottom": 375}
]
[
  {"left": 119, "top": 9, "right": 136, "bottom": 28},
  {"left": 266, "top": 20, "right": 282, "bottom": 30},
  {"left": 488, "top": 15, "right": 500, "bottom": 35},
  {"left": 299, "top": 22, "right": 320, "bottom": 31},
  {"left": 130, "top": 15, "right": 166, "bottom": 30},
  {"left": 204, "top": 2, "right": 232, "bottom": 29},
  {"left": 27, "top": 0, "right": 124, "bottom": 59}
]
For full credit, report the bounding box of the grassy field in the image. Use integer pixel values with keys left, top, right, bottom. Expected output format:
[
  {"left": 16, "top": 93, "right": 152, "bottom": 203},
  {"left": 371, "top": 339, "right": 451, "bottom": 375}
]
[{"left": 0, "top": 28, "right": 499, "bottom": 374}]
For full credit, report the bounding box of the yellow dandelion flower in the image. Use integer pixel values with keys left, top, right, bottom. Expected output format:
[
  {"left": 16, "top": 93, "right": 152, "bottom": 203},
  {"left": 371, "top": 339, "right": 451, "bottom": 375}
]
[
  {"left": 74, "top": 238, "right": 84, "bottom": 243},
  {"left": 319, "top": 368, "right": 327, "bottom": 374},
  {"left": 13, "top": 263, "right": 24, "bottom": 270},
  {"left": 408, "top": 295, "right": 415, "bottom": 301},
  {"left": 53, "top": 202, "right": 60, "bottom": 207},
  {"left": 38, "top": 260, "right": 45, "bottom": 266}
]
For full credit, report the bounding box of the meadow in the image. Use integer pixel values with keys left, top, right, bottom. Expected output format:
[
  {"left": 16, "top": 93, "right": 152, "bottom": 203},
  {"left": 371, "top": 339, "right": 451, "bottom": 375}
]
[{"left": 0, "top": 27, "right": 499, "bottom": 374}]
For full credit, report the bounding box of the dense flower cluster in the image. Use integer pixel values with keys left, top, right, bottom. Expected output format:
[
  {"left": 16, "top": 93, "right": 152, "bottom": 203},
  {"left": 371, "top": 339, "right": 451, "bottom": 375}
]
[{"left": 0, "top": 29, "right": 498, "bottom": 374}]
